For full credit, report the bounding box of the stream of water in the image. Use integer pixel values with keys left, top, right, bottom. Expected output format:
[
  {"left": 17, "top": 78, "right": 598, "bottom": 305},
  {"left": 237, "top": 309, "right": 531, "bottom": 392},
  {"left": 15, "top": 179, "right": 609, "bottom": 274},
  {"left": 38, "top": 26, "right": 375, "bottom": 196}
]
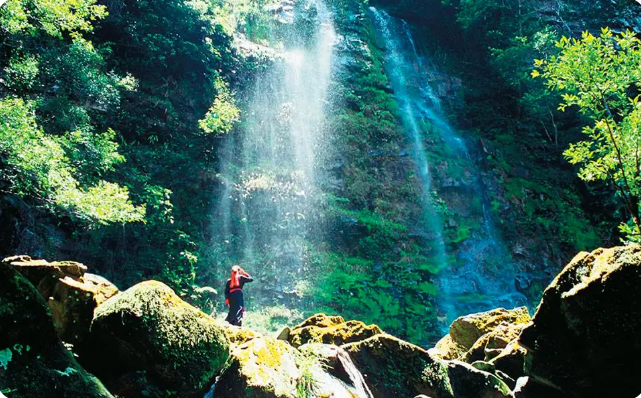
[{"left": 370, "top": 8, "right": 527, "bottom": 327}]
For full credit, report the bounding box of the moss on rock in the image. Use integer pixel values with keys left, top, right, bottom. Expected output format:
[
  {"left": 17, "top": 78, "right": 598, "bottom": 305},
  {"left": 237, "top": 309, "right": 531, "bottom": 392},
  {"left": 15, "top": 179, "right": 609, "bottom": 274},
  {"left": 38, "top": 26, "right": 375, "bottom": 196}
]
[
  {"left": 286, "top": 313, "right": 383, "bottom": 348},
  {"left": 86, "top": 280, "right": 229, "bottom": 396},
  {"left": 214, "top": 336, "right": 300, "bottom": 398}
]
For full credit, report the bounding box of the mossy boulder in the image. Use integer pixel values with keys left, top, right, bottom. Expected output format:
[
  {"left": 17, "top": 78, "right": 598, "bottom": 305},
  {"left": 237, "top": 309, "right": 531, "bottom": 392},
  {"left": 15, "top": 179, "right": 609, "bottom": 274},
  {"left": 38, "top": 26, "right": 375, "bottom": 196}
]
[
  {"left": 286, "top": 313, "right": 383, "bottom": 348},
  {"left": 446, "top": 361, "right": 511, "bottom": 398},
  {"left": 519, "top": 245, "right": 641, "bottom": 398},
  {"left": 85, "top": 280, "right": 229, "bottom": 397},
  {"left": 214, "top": 336, "right": 300, "bottom": 397},
  {"left": 431, "top": 307, "right": 530, "bottom": 360},
  {"left": 342, "top": 334, "right": 454, "bottom": 398},
  {"left": 0, "top": 261, "right": 113, "bottom": 398}
]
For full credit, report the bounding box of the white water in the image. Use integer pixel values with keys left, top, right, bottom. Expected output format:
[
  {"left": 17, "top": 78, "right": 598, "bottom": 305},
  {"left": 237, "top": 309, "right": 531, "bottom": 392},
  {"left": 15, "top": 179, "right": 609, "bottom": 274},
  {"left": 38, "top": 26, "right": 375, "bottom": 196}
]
[{"left": 218, "top": 0, "right": 336, "bottom": 302}]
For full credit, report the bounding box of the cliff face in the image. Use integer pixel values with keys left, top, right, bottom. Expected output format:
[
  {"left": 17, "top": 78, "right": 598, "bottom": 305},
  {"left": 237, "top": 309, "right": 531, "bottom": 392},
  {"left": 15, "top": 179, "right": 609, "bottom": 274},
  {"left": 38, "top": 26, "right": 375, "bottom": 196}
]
[{"left": 2, "top": 0, "right": 641, "bottom": 347}]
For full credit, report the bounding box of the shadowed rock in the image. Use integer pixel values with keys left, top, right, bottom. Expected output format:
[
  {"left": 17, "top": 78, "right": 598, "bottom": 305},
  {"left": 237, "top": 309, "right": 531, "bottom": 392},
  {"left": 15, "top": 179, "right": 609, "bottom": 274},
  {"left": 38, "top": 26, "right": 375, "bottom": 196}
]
[
  {"left": 519, "top": 245, "right": 641, "bottom": 398},
  {"left": 0, "top": 261, "right": 113, "bottom": 398}
]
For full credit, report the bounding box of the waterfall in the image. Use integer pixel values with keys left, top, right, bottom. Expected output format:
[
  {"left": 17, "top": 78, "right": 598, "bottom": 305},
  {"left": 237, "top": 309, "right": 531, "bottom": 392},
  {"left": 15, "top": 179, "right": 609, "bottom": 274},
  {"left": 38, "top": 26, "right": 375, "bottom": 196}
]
[
  {"left": 370, "top": 8, "right": 527, "bottom": 327},
  {"left": 218, "top": 0, "right": 336, "bottom": 306}
]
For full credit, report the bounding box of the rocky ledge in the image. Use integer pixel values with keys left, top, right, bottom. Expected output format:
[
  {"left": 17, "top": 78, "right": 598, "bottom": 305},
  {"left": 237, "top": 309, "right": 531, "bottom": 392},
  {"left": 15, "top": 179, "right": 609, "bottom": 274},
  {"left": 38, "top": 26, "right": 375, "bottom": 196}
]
[{"left": 1, "top": 245, "right": 640, "bottom": 398}]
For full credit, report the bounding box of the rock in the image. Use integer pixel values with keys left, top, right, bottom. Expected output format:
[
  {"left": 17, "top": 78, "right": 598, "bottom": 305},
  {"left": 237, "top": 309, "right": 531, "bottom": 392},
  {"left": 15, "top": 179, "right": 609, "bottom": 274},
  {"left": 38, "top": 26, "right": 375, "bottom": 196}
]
[
  {"left": 488, "top": 339, "right": 527, "bottom": 380},
  {"left": 519, "top": 246, "right": 641, "bottom": 398},
  {"left": 2, "top": 255, "right": 87, "bottom": 298},
  {"left": 342, "top": 334, "right": 454, "bottom": 398},
  {"left": 214, "top": 337, "right": 299, "bottom": 397},
  {"left": 298, "top": 343, "right": 374, "bottom": 398},
  {"left": 48, "top": 274, "right": 119, "bottom": 345},
  {"left": 432, "top": 307, "right": 530, "bottom": 360},
  {"left": 470, "top": 361, "right": 495, "bottom": 373},
  {"left": 511, "top": 376, "right": 564, "bottom": 398},
  {"left": 286, "top": 313, "right": 383, "bottom": 348},
  {"left": 276, "top": 326, "right": 291, "bottom": 341},
  {"left": 224, "top": 324, "right": 259, "bottom": 347},
  {"left": 3, "top": 256, "right": 119, "bottom": 346},
  {"left": 0, "top": 261, "right": 113, "bottom": 398},
  {"left": 462, "top": 321, "right": 527, "bottom": 363},
  {"left": 85, "top": 280, "right": 229, "bottom": 397},
  {"left": 446, "top": 361, "right": 511, "bottom": 398}
]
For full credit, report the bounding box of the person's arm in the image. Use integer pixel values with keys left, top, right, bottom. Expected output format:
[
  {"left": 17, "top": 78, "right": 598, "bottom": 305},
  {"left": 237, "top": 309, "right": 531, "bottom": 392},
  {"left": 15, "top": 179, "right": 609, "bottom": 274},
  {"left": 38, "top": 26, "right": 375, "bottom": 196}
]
[{"left": 240, "top": 273, "right": 253, "bottom": 284}]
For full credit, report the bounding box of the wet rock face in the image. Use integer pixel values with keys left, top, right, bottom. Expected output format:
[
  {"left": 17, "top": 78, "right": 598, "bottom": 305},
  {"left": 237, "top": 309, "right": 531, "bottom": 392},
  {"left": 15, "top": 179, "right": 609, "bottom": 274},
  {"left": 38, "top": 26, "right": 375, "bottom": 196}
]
[
  {"left": 86, "top": 281, "right": 229, "bottom": 397},
  {"left": 519, "top": 245, "right": 641, "bottom": 398},
  {"left": 0, "top": 261, "right": 113, "bottom": 398}
]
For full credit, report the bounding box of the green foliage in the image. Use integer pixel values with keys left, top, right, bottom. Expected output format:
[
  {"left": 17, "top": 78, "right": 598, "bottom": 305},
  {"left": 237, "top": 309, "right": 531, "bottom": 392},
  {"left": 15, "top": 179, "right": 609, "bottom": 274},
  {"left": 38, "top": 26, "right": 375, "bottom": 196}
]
[
  {"left": 535, "top": 29, "right": 641, "bottom": 242},
  {"left": 199, "top": 79, "right": 240, "bottom": 135},
  {"left": 0, "top": 99, "right": 145, "bottom": 225},
  {"left": 0, "top": 0, "right": 106, "bottom": 37}
]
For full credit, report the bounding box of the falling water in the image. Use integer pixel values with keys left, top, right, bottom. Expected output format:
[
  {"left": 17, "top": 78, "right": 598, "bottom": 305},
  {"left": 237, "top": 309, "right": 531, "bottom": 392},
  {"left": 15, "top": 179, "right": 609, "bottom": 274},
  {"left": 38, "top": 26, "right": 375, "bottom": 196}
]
[
  {"left": 218, "top": 0, "right": 336, "bottom": 305},
  {"left": 370, "top": 8, "right": 527, "bottom": 327}
]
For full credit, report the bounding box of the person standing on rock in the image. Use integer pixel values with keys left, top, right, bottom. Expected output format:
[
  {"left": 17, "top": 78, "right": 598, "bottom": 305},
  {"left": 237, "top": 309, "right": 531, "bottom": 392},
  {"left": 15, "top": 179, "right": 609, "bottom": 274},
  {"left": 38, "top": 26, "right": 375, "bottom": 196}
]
[{"left": 224, "top": 265, "right": 253, "bottom": 326}]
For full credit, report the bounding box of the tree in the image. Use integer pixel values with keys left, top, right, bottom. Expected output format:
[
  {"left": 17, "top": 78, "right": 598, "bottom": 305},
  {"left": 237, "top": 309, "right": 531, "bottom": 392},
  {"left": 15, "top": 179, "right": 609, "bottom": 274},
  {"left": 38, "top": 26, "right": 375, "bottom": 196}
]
[{"left": 534, "top": 28, "right": 641, "bottom": 242}]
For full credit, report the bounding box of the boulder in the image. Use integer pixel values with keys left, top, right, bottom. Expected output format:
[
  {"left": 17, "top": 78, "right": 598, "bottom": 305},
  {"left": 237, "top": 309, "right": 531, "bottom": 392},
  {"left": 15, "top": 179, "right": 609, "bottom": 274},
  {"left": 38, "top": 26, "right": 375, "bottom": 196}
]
[
  {"left": 86, "top": 280, "right": 229, "bottom": 397},
  {"left": 462, "top": 321, "right": 527, "bottom": 363},
  {"left": 519, "top": 245, "right": 641, "bottom": 398},
  {"left": 224, "top": 324, "right": 260, "bottom": 348},
  {"left": 2, "top": 255, "right": 87, "bottom": 298},
  {"left": 431, "top": 307, "right": 530, "bottom": 360},
  {"left": 0, "top": 261, "right": 113, "bottom": 398},
  {"left": 2, "top": 256, "right": 119, "bottom": 345},
  {"left": 446, "top": 361, "right": 511, "bottom": 398},
  {"left": 214, "top": 337, "right": 300, "bottom": 397},
  {"left": 286, "top": 313, "right": 383, "bottom": 348},
  {"left": 48, "top": 273, "right": 119, "bottom": 345},
  {"left": 342, "top": 334, "right": 454, "bottom": 398}
]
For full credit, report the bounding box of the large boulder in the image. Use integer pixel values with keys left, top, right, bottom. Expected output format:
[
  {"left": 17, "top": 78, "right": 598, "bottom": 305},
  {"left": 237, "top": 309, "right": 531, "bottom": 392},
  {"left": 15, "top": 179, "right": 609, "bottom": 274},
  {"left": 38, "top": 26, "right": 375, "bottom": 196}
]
[
  {"left": 2, "top": 256, "right": 119, "bottom": 345},
  {"left": 0, "top": 261, "right": 113, "bottom": 398},
  {"left": 431, "top": 307, "right": 530, "bottom": 360},
  {"left": 519, "top": 245, "right": 641, "bottom": 398},
  {"left": 286, "top": 313, "right": 383, "bottom": 348},
  {"left": 342, "top": 334, "right": 454, "bottom": 398},
  {"left": 85, "top": 280, "right": 229, "bottom": 397}
]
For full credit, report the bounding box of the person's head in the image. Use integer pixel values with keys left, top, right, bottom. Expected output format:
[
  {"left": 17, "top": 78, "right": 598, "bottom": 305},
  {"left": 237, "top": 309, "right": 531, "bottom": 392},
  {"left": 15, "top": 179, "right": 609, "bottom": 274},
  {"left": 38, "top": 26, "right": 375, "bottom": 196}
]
[{"left": 231, "top": 265, "right": 241, "bottom": 273}]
